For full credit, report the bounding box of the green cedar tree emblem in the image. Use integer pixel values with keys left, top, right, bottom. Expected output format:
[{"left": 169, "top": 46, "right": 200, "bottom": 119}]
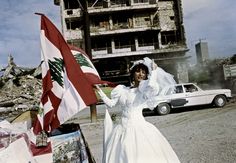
[
  {"left": 74, "top": 53, "right": 93, "bottom": 68},
  {"left": 48, "top": 57, "right": 64, "bottom": 87}
]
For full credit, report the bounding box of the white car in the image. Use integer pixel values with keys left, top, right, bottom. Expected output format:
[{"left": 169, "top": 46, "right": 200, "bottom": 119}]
[{"left": 151, "top": 83, "right": 232, "bottom": 115}]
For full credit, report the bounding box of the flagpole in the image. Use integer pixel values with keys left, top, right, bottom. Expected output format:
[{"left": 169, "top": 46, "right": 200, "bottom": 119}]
[{"left": 81, "top": 0, "right": 97, "bottom": 123}]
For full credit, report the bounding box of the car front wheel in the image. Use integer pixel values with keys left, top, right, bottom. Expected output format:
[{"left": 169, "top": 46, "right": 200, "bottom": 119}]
[
  {"left": 213, "top": 95, "right": 226, "bottom": 107},
  {"left": 156, "top": 103, "right": 171, "bottom": 115}
]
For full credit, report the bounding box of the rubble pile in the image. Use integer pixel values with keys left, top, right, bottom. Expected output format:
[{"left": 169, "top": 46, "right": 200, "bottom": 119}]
[{"left": 0, "top": 55, "right": 42, "bottom": 121}]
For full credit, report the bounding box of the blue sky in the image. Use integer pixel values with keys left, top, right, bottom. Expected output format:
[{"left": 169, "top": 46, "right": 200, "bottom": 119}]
[
  {"left": 0, "top": 0, "right": 60, "bottom": 68},
  {"left": 0, "top": 0, "right": 236, "bottom": 68}
]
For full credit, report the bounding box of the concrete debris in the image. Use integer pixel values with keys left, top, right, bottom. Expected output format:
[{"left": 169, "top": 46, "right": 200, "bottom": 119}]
[{"left": 0, "top": 56, "right": 41, "bottom": 121}]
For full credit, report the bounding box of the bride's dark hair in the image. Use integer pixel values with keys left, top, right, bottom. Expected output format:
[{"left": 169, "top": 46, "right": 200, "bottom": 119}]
[{"left": 130, "top": 63, "right": 149, "bottom": 83}]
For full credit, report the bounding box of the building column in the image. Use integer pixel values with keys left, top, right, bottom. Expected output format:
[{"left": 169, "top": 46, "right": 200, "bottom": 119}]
[
  {"left": 109, "top": 16, "right": 113, "bottom": 30},
  {"left": 158, "top": 32, "right": 162, "bottom": 48},
  {"left": 130, "top": 0, "right": 134, "bottom": 6},
  {"left": 111, "top": 39, "right": 115, "bottom": 53},
  {"left": 107, "top": 0, "right": 111, "bottom": 7},
  {"left": 134, "top": 37, "right": 138, "bottom": 51},
  {"left": 132, "top": 15, "right": 136, "bottom": 27},
  {"left": 176, "top": 62, "right": 189, "bottom": 83},
  {"left": 60, "top": 0, "right": 66, "bottom": 35}
]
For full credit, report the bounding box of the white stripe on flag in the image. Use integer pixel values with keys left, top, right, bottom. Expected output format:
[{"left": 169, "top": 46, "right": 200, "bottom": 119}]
[
  {"left": 40, "top": 31, "right": 63, "bottom": 78},
  {"left": 43, "top": 97, "right": 53, "bottom": 114},
  {"left": 57, "top": 80, "right": 87, "bottom": 123}
]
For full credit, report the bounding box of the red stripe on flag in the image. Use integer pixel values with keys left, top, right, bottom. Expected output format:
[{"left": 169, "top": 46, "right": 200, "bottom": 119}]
[
  {"left": 43, "top": 91, "right": 61, "bottom": 132},
  {"left": 40, "top": 14, "right": 97, "bottom": 105},
  {"left": 33, "top": 118, "right": 43, "bottom": 135},
  {"left": 41, "top": 70, "right": 53, "bottom": 99},
  {"left": 43, "top": 109, "right": 55, "bottom": 132}
]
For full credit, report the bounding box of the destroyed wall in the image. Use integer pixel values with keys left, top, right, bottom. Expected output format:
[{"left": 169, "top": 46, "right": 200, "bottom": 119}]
[{"left": 158, "top": 1, "right": 176, "bottom": 31}]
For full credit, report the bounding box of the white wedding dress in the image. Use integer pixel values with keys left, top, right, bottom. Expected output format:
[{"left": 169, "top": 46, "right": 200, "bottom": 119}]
[{"left": 98, "top": 67, "right": 180, "bottom": 163}]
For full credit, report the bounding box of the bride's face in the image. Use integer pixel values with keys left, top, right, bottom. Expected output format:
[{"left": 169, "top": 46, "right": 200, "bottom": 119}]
[{"left": 134, "top": 68, "right": 147, "bottom": 83}]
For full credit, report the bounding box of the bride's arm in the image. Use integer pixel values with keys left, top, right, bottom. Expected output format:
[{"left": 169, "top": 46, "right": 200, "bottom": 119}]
[
  {"left": 95, "top": 85, "right": 121, "bottom": 108},
  {"left": 139, "top": 57, "right": 176, "bottom": 97}
]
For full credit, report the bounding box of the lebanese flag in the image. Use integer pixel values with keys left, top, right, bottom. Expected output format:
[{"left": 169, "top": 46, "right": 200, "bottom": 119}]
[
  {"left": 33, "top": 14, "right": 97, "bottom": 135},
  {"left": 70, "top": 45, "right": 116, "bottom": 86}
]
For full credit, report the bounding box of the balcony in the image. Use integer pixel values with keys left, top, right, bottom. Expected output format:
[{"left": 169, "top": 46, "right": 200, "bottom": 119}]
[
  {"left": 64, "top": 30, "right": 82, "bottom": 40},
  {"left": 88, "top": 4, "right": 157, "bottom": 15},
  {"left": 90, "top": 26, "right": 159, "bottom": 36}
]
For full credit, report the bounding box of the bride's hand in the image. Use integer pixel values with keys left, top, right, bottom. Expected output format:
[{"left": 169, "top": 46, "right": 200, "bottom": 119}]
[
  {"left": 94, "top": 84, "right": 100, "bottom": 89},
  {"left": 94, "top": 84, "right": 102, "bottom": 91}
]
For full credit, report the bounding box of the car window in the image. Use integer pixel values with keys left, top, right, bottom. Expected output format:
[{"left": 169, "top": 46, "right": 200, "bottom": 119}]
[
  {"left": 174, "top": 85, "right": 183, "bottom": 94},
  {"left": 184, "top": 84, "right": 198, "bottom": 93}
]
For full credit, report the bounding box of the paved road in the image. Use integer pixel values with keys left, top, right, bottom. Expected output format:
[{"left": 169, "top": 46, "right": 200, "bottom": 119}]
[{"left": 69, "top": 102, "right": 236, "bottom": 163}]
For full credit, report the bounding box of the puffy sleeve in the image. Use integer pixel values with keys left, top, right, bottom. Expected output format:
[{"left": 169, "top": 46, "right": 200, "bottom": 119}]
[
  {"left": 138, "top": 66, "right": 176, "bottom": 99},
  {"left": 96, "top": 85, "right": 125, "bottom": 108}
]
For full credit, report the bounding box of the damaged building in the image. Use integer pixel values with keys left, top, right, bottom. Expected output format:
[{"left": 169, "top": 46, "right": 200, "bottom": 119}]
[{"left": 53, "top": 0, "right": 189, "bottom": 85}]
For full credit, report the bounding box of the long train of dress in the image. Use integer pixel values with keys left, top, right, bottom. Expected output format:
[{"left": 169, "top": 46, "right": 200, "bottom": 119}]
[{"left": 103, "top": 107, "right": 180, "bottom": 163}]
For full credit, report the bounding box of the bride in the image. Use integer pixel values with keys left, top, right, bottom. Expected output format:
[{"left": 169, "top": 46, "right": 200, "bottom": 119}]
[{"left": 96, "top": 57, "right": 180, "bottom": 163}]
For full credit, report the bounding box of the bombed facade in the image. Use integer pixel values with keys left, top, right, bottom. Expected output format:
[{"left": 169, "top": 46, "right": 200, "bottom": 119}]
[{"left": 53, "top": 0, "right": 189, "bottom": 85}]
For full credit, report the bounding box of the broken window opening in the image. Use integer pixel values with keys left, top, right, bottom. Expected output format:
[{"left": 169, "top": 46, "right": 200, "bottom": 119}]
[
  {"left": 88, "top": 0, "right": 104, "bottom": 8},
  {"left": 137, "top": 31, "right": 158, "bottom": 47},
  {"left": 66, "top": 19, "right": 82, "bottom": 30},
  {"left": 64, "top": 0, "right": 79, "bottom": 10},
  {"left": 134, "top": 13, "right": 151, "bottom": 27},
  {"left": 91, "top": 37, "right": 111, "bottom": 51},
  {"left": 114, "top": 34, "right": 134, "bottom": 49},
  {"left": 90, "top": 15, "right": 110, "bottom": 30},
  {"left": 113, "top": 13, "right": 131, "bottom": 29},
  {"left": 67, "top": 10, "right": 73, "bottom": 15},
  {"left": 161, "top": 31, "right": 178, "bottom": 45},
  {"left": 133, "top": 0, "right": 149, "bottom": 4},
  {"left": 110, "top": 0, "right": 127, "bottom": 6}
]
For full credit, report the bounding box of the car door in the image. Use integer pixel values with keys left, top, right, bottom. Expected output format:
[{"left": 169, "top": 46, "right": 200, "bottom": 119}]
[
  {"left": 168, "top": 85, "right": 189, "bottom": 107},
  {"left": 183, "top": 84, "right": 206, "bottom": 106}
]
